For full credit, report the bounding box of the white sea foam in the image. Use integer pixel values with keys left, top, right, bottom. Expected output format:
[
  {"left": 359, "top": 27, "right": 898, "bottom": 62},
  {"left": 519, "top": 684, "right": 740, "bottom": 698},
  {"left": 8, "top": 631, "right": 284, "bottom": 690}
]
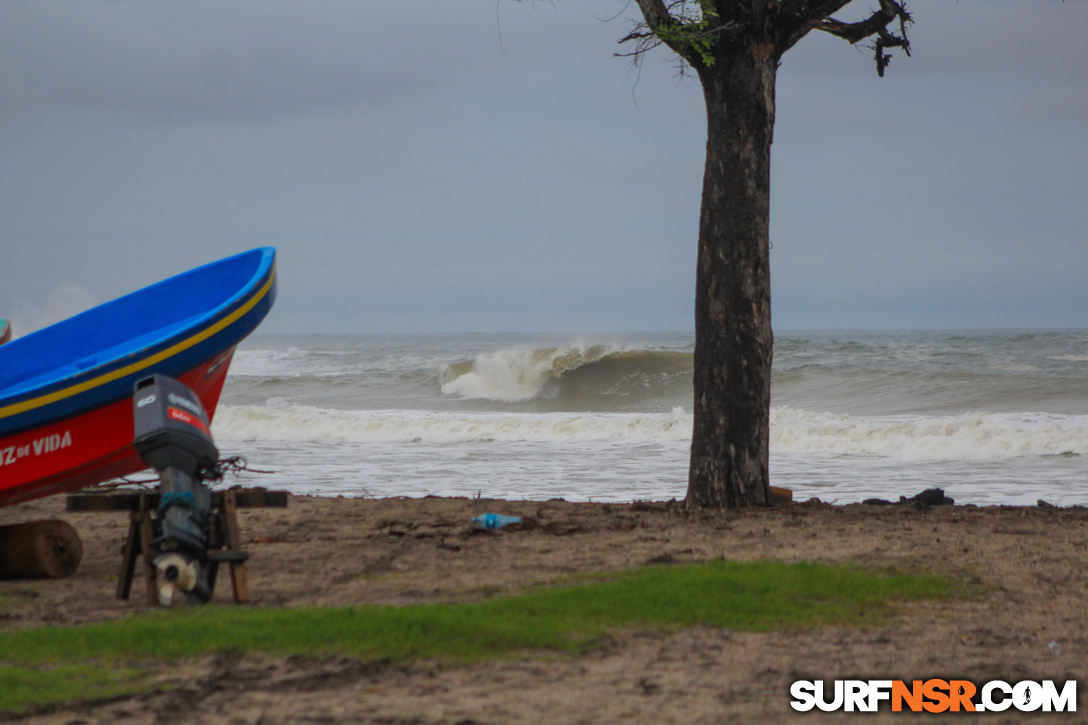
[
  {"left": 439, "top": 344, "right": 618, "bottom": 402},
  {"left": 771, "top": 408, "right": 1088, "bottom": 459},
  {"left": 214, "top": 402, "right": 1088, "bottom": 461},
  {"left": 213, "top": 404, "right": 693, "bottom": 444},
  {"left": 229, "top": 348, "right": 313, "bottom": 377},
  {"left": 230, "top": 346, "right": 407, "bottom": 379}
]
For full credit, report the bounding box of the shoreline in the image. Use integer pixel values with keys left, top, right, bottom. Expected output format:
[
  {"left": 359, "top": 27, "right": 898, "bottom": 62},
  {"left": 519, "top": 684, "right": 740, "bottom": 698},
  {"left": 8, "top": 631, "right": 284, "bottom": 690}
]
[{"left": 2, "top": 492, "right": 1087, "bottom": 723}]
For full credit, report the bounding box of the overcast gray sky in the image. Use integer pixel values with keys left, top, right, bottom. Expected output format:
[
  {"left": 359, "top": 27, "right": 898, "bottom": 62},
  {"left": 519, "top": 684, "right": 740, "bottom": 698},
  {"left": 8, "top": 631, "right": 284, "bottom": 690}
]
[{"left": 2, "top": 1, "right": 1085, "bottom": 333}]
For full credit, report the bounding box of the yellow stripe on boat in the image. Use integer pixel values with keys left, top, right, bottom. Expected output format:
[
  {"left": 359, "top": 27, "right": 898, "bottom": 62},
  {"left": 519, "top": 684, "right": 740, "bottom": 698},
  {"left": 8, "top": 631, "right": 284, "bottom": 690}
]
[{"left": 0, "top": 268, "right": 275, "bottom": 421}]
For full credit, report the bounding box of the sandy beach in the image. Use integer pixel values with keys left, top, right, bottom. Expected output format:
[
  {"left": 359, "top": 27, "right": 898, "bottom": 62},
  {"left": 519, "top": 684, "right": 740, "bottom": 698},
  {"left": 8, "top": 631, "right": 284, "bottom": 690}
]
[{"left": 1, "top": 491, "right": 1086, "bottom": 723}]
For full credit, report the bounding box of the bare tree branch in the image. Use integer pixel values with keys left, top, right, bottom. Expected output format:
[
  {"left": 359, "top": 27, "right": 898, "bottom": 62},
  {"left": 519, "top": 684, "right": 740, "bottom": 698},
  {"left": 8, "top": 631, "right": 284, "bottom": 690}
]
[
  {"left": 775, "top": 0, "right": 854, "bottom": 53},
  {"left": 817, "top": 0, "right": 912, "bottom": 76},
  {"left": 774, "top": 0, "right": 911, "bottom": 75}
]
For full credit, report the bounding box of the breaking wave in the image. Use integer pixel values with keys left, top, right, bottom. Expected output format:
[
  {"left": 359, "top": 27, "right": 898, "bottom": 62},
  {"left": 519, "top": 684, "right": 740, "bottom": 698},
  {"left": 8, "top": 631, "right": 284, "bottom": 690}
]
[{"left": 439, "top": 344, "right": 692, "bottom": 406}]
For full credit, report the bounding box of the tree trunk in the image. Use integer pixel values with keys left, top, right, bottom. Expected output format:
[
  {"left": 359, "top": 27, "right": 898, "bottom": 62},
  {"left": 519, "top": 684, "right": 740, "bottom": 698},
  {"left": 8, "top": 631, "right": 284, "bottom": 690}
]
[{"left": 686, "top": 45, "right": 777, "bottom": 508}]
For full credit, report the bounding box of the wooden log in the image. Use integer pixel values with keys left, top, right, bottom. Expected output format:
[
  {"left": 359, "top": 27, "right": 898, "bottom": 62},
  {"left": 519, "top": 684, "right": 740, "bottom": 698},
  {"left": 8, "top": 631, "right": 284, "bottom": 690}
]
[{"left": 0, "top": 520, "right": 83, "bottom": 579}]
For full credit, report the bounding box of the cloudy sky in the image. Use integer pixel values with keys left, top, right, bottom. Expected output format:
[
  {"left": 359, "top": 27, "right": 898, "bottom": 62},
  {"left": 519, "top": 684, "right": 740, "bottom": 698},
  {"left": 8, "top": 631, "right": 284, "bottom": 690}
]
[{"left": 1, "top": 0, "right": 1085, "bottom": 334}]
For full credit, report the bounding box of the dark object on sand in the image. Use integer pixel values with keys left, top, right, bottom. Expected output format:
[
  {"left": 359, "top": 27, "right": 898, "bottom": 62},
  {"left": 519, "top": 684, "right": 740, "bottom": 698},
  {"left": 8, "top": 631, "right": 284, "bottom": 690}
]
[
  {"left": 901, "top": 488, "right": 954, "bottom": 507},
  {"left": 863, "top": 488, "right": 955, "bottom": 508},
  {"left": 0, "top": 519, "right": 83, "bottom": 579}
]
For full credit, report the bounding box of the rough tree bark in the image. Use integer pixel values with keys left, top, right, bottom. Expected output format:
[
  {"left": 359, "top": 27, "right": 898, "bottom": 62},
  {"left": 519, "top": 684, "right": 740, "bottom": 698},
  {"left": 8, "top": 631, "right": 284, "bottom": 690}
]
[
  {"left": 624, "top": 0, "right": 911, "bottom": 508},
  {"left": 687, "top": 43, "right": 776, "bottom": 508}
]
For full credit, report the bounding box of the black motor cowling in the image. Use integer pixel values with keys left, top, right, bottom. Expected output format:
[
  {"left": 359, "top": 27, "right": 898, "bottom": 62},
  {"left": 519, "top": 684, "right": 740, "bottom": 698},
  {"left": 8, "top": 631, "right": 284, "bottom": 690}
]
[
  {"left": 133, "top": 375, "right": 219, "bottom": 477},
  {"left": 132, "top": 375, "right": 219, "bottom": 606}
]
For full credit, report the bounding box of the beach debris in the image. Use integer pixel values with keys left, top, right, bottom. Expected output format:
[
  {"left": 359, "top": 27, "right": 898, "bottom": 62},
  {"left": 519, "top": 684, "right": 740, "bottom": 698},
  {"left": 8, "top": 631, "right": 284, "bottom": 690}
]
[
  {"left": 901, "top": 488, "right": 954, "bottom": 507},
  {"left": 472, "top": 513, "right": 522, "bottom": 530},
  {"left": 539, "top": 521, "right": 585, "bottom": 536},
  {"left": 644, "top": 553, "right": 679, "bottom": 565},
  {"left": 861, "top": 488, "right": 954, "bottom": 508},
  {"left": 436, "top": 537, "right": 462, "bottom": 552},
  {"left": 770, "top": 486, "right": 793, "bottom": 504},
  {"left": 0, "top": 519, "right": 83, "bottom": 579},
  {"left": 1049, "top": 641, "right": 1062, "bottom": 656}
]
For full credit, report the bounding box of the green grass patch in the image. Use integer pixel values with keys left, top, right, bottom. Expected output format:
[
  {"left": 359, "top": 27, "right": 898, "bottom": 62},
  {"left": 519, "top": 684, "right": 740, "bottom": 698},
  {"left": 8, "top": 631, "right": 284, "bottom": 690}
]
[
  {"left": 0, "top": 665, "right": 149, "bottom": 712},
  {"left": 0, "top": 560, "right": 966, "bottom": 712}
]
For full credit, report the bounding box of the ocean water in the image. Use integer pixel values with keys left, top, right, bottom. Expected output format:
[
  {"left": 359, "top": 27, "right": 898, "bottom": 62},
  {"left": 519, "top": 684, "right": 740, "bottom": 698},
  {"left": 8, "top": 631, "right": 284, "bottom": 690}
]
[{"left": 210, "top": 331, "right": 1088, "bottom": 506}]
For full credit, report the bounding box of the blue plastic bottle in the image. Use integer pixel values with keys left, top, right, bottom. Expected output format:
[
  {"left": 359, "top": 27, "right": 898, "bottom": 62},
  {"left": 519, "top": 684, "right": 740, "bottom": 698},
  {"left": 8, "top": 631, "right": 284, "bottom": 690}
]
[{"left": 472, "top": 513, "right": 522, "bottom": 529}]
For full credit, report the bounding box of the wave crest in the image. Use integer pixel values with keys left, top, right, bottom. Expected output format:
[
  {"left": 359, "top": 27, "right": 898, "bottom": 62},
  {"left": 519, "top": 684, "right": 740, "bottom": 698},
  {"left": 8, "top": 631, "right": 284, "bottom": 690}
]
[{"left": 439, "top": 344, "right": 692, "bottom": 405}]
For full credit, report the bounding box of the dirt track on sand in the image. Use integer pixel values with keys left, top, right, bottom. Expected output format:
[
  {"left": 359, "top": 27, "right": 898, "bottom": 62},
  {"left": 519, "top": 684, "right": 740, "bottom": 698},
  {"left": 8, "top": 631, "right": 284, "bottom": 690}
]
[{"left": 2, "top": 492, "right": 1087, "bottom": 724}]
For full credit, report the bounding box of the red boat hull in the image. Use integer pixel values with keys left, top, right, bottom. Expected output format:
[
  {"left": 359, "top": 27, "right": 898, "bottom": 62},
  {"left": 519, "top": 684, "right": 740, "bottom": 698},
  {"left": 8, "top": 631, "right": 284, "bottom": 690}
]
[
  {"left": 1, "top": 248, "right": 276, "bottom": 508},
  {"left": 0, "top": 352, "right": 232, "bottom": 508}
]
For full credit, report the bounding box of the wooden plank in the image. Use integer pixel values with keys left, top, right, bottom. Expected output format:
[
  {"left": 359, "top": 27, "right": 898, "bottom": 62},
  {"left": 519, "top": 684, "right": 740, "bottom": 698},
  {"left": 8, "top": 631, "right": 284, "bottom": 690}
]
[
  {"left": 67, "top": 493, "right": 144, "bottom": 512},
  {"left": 137, "top": 494, "right": 158, "bottom": 607},
  {"left": 221, "top": 491, "right": 250, "bottom": 604},
  {"left": 67, "top": 489, "right": 288, "bottom": 512},
  {"left": 229, "top": 490, "right": 288, "bottom": 508},
  {"left": 206, "top": 559, "right": 219, "bottom": 598},
  {"left": 65, "top": 487, "right": 283, "bottom": 605},
  {"left": 116, "top": 513, "right": 140, "bottom": 599}
]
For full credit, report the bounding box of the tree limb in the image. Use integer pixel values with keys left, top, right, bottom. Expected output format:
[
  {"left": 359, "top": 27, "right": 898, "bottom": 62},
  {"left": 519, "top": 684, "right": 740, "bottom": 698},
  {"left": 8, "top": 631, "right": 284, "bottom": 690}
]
[
  {"left": 775, "top": 0, "right": 911, "bottom": 76},
  {"left": 817, "top": 0, "right": 912, "bottom": 76},
  {"left": 623, "top": 0, "right": 911, "bottom": 80},
  {"left": 621, "top": 0, "right": 742, "bottom": 74},
  {"left": 629, "top": 0, "right": 702, "bottom": 67},
  {"left": 775, "top": 0, "right": 854, "bottom": 54}
]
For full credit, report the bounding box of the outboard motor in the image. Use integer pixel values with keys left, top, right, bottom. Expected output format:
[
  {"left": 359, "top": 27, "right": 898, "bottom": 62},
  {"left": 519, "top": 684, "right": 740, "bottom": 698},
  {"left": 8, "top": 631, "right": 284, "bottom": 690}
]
[{"left": 132, "top": 375, "right": 220, "bottom": 606}]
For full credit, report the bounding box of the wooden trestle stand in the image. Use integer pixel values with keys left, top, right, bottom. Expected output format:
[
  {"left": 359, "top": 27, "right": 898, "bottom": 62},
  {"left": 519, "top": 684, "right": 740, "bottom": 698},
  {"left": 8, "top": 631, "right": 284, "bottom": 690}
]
[{"left": 66, "top": 489, "right": 287, "bottom": 605}]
